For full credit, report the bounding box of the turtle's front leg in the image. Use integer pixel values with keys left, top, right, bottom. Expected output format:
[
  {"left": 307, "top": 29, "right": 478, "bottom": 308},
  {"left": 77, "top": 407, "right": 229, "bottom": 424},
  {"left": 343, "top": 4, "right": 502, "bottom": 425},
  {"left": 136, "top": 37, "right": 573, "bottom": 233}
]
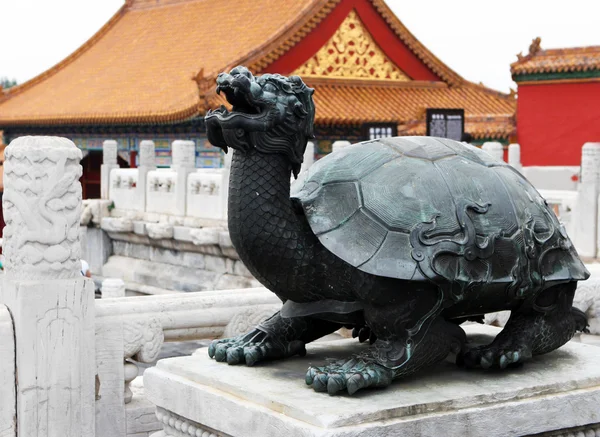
[
  {"left": 306, "top": 301, "right": 466, "bottom": 395},
  {"left": 209, "top": 311, "right": 339, "bottom": 366}
]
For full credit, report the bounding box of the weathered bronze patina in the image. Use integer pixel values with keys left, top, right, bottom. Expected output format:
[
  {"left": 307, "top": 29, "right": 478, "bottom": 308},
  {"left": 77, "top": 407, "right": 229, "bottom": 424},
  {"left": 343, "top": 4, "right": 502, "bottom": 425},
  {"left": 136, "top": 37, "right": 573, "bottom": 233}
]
[{"left": 205, "top": 66, "right": 589, "bottom": 395}]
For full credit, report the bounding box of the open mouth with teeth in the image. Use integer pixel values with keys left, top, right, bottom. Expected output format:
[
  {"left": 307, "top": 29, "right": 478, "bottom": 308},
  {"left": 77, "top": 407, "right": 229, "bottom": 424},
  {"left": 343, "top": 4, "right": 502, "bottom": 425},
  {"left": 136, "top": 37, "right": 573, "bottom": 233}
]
[
  {"left": 215, "top": 81, "right": 261, "bottom": 116},
  {"left": 205, "top": 68, "right": 273, "bottom": 152}
]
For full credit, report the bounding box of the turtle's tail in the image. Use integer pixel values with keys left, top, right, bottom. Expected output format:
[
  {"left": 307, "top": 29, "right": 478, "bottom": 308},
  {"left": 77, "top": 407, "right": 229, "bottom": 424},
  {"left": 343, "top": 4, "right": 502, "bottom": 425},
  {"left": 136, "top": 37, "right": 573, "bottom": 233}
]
[{"left": 571, "top": 307, "right": 590, "bottom": 334}]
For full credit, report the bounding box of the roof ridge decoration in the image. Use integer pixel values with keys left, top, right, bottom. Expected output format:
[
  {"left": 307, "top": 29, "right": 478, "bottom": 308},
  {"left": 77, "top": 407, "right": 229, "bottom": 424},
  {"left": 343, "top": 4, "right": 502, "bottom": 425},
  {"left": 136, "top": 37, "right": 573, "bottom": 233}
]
[
  {"left": 514, "top": 37, "right": 542, "bottom": 63},
  {"left": 292, "top": 10, "right": 410, "bottom": 81},
  {"left": 511, "top": 38, "right": 600, "bottom": 81}
]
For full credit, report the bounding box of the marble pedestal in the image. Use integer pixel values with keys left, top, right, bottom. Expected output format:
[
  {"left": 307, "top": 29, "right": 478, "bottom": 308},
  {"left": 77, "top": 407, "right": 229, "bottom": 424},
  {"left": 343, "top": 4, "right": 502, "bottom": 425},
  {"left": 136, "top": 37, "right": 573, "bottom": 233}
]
[{"left": 145, "top": 325, "right": 600, "bottom": 437}]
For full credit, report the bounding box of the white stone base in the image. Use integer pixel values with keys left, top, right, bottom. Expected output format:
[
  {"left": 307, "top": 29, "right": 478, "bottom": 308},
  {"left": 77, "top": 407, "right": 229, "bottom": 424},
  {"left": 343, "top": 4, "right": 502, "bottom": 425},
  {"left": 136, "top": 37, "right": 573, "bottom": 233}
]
[
  {"left": 145, "top": 325, "right": 600, "bottom": 437},
  {"left": 1, "top": 278, "right": 96, "bottom": 437},
  {"left": 127, "top": 377, "right": 162, "bottom": 437}
]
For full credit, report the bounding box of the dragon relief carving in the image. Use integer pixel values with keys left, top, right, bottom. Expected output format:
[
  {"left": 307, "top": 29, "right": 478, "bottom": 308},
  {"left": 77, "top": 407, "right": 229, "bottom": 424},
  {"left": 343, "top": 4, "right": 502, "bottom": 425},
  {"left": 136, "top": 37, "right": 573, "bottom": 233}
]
[
  {"left": 3, "top": 137, "right": 83, "bottom": 279},
  {"left": 123, "top": 318, "right": 164, "bottom": 363}
]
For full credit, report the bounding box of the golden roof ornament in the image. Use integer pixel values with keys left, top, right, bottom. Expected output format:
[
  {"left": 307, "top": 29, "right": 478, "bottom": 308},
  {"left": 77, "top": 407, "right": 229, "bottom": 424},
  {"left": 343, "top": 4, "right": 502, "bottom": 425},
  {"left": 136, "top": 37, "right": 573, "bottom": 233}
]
[{"left": 293, "top": 11, "right": 409, "bottom": 81}]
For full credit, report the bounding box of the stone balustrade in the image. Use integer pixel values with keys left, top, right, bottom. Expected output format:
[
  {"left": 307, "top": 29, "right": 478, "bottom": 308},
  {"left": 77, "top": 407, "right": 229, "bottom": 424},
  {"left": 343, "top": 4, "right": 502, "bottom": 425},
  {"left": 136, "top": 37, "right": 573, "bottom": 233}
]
[
  {"left": 95, "top": 287, "right": 281, "bottom": 437},
  {"left": 481, "top": 141, "right": 504, "bottom": 161},
  {"left": 92, "top": 138, "right": 600, "bottom": 292},
  {"left": 102, "top": 277, "right": 126, "bottom": 298},
  {"left": 0, "top": 305, "right": 15, "bottom": 437},
  {"left": 102, "top": 139, "right": 120, "bottom": 200},
  {"left": 101, "top": 140, "right": 567, "bottom": 222},
  {"left": 537, "top": 189, "right": 579, "bottom": 237},
  {"left": 507, "top": 143, "right": 522, "bottom": 172},
  {"left": 331, "top": 140, "right": 351, "bottom": 153},
  {"left": 137, "top": 140, "right": 157, "bottom": 212},
  {"left": 522, "top": 165, "right": 581, "bottom": 191},
  {"left": 146, "top": 170, "right": 178, "bottom": 215},
  {"left": 187, "top": 169, "right": 227, "bottom": 220},
  {"left": 0, "top": 136, "right": 95, "bottom": 437},
  {"left": 111, "top": 168, "right": 140, "bottom": 210},
  {"left": 104, "top": 140, "right": 299, "bottom": 221}
]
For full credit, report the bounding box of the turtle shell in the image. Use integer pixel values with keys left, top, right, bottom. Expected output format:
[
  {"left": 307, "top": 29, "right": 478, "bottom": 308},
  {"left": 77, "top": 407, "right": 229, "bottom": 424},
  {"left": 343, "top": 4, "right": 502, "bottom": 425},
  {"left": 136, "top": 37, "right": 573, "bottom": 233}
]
[{"left": 291, "top": 137, "right": 588, "bottom": 287}]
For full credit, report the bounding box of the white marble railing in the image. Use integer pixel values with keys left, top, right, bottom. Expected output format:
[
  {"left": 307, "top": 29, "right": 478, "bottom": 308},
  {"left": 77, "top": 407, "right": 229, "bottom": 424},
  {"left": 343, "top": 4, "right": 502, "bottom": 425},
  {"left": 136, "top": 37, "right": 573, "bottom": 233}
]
[
  {"left": 0, "top": 136, "right": 95, "bottom": 437},
  {"left": 537, "top": 189, "right": 579, "bottom": 237},
  {"left": 187, "top": 169, "right": 227, "bottom": 220},
  {"left": 110, "top": 168, "right": 139, "bottom": 210},
  {"left": 104, "top": 139, "right": 320, "bottom": 221},
  {"left": 146, "top": 170, "right": 178, "bottom": 215},
  {"left": 102, "top": 139, "right": 600, "bottom": 258},
  {"left": 523, "top": 166, "right": 581, "bottom": 191},
  {"left": 0, "top": 305, "right": 15, "bottom": 437},
  {"left": 94, "top": 287, "right": 280, "bottom": 437}
]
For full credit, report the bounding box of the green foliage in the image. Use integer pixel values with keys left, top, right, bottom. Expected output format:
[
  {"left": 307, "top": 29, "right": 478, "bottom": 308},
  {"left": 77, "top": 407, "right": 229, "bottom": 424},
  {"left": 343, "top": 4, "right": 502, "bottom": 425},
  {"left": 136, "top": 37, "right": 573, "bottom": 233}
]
[{"left": 0, "top": 77, "right": 18, "bottom": 89}]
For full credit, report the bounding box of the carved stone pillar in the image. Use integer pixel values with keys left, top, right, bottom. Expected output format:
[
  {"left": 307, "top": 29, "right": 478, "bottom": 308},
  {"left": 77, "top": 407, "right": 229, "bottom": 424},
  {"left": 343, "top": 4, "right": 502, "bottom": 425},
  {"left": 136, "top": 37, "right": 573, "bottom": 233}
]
[
  {"left": 303, "top": 141, "right": 315, "bottom": 170},
  {"left": 101, "top": 139, "right": 120, "bottom": 199},
  {"left": 102, "top": 277, "right": 126, "bottom": 298},
  {"left": 581, "top": 142, "right": 600, "bottom": 186},
  {"left": 0, "top": 136, "right": 95, "bottom": 436},
  {"left": 136, "top": 140, "right": 157, "bottom": 211},
  {"left": 576, "top": 142, "right": 600, "bottom": 257},
  {"left": 481, "top": 141, "right": 504, "bottom": 162},
  {"left": 0, "top": 305, "right": 15, "bottom": 437},
  {"left": 332, "top": 140, "right": 351, "bottom": 153},
  {"left": 507, "top": 143, "right": 522, "bottom": 172},
  {"left": 171, "top": 140, "right": 196, "bottom": 216}
]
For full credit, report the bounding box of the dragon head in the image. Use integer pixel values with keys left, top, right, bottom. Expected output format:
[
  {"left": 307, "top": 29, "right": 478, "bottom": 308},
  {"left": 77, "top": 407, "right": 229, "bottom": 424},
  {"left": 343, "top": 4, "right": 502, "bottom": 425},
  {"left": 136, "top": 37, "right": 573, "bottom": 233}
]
[{"left": 204, "top": 66, "right": 315, "bottom": 177}]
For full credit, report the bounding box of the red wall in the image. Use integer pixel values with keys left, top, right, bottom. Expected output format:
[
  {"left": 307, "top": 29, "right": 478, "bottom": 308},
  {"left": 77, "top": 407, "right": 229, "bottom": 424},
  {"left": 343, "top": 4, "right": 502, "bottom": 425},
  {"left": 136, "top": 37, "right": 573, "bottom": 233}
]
[{"left": 517, "top": 81, "right": 600, "bottom": 166}]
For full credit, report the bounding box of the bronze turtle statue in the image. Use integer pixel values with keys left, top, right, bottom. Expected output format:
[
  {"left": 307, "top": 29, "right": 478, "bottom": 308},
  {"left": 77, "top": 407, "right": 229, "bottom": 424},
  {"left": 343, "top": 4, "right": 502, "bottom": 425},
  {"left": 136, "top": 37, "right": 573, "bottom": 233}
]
[{"left": 204, "top": 66, "right": 589, "bottom": 395}]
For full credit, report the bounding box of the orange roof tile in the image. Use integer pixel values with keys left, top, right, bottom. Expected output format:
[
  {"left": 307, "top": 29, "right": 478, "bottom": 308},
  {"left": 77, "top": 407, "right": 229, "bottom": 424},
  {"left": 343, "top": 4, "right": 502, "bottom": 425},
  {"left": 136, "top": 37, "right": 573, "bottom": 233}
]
[
  {"left": 309, "top": 80, "right": 515, "bottom": 139},
  {"left": 399, "top": 115, "right": 515, "bottom": 140},
  {"left": 511, "top": 39, "right": 600, "bottom": 75},
  {"left": 0, "top": 0, "right": 329, "bottom": 125},
  {"left": 0, "top": 0, "right": 514, "bottom": 135},
  {"left": 205, "top": 77, "right": 516, "bottom": 139}
]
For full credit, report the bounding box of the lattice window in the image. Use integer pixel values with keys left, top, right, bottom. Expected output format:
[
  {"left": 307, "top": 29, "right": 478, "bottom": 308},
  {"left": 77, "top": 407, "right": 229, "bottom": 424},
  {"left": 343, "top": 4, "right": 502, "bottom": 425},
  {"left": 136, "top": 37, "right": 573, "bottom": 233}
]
[{"left": 368, "top": 125, "right": 394, "bottom": 140}]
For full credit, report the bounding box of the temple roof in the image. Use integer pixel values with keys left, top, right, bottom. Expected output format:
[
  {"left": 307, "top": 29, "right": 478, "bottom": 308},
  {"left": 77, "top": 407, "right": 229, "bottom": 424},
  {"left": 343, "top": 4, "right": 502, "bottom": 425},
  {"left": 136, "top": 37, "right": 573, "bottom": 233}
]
[
  {"left": 0, "top": 0, "right": 515, "bottom": 139},
  {"left": 511, "top": 38, "right": 600, "bottom": 78},
  {"left": 300, "top": 79, "right": 514, "bottom": 139}
]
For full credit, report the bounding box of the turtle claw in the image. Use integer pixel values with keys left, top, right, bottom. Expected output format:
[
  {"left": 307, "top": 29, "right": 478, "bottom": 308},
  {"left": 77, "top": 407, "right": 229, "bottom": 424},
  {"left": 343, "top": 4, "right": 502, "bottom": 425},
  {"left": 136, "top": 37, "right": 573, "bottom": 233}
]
[
  {"left": 305, "top": 367, "right": 317, "bottom": 385},
  {"left": 459, "top": 338, "right": 532, "bottom": 370},
  {"left": 312, "top": 374, "right": 328, "bottom": 392},
  {"left": 306, "top": 358, "right": 393, "bottom": 395},
  {"left": 208, "top": 329, "right": 306, "bottom": 366},
  {"left": 351, "top": 326, "right": 377, "bottom": 344}
]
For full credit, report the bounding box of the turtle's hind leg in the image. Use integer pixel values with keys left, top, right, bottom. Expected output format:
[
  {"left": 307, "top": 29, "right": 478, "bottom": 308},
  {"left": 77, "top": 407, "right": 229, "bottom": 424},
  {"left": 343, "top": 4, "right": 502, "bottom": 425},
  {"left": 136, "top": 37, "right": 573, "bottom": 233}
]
[
  {"left": 306, "top": 292, "right": 467, "bottom": 395},
  {"left": 460, "top": 282, "right": 587, "bottom": 369}
]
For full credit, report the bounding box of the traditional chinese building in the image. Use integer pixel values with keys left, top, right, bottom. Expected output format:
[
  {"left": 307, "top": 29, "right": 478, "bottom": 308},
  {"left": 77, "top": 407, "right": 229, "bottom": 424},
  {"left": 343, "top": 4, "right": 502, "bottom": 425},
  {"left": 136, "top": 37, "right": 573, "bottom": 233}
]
[
  {"left": 511, "top": 38, "right": 600, "bottom": 166},
  {"left": 0, "top": 0, "right": 515, "bottom": 198}
]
